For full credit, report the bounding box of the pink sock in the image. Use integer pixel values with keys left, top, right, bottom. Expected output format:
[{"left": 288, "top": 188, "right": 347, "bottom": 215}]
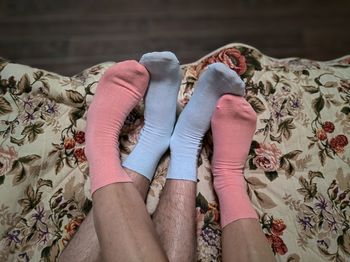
[
  {"left": 211, "top": 94, "right": 258, "bottom": 228},
  {"left": 86, "top": 60, "right": 149, "bottom": 194}
]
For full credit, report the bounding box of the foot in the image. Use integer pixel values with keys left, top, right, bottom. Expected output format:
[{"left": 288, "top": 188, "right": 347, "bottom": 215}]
[
  {"left": 167, "top": 63, "right": 245, "bottom": 181},
  {"left": 211, "top": 94, "right": 258, "bottom": 227},
  {"left": 123, "top": 51, "right": 182, "bottom": 180},
  {"left": 86, "top": 60, "right": 149, "bottom": 194}
]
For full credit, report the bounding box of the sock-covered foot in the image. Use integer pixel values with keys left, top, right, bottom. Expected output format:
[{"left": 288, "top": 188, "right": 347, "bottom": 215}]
[
  {"left": 122, "top": 51, "right": 181, "bottom": 180},
  {"left": 86, "top": 60, "right": 149, "bottom": 194},
  {"left": 211, "top": 94, "right": 258, "bottom": 228},
  {"left": 167, "top": 62, "right": 245, "bottom": 181}
]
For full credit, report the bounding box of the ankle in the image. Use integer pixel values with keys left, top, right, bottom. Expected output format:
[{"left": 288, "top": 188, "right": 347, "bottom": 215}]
[
  {"left": 149, "top": 134, "right": 171, "bottom": 157},
  {"left": 213, "top": 171, "right": 245, "bottom": 192},
  {"left": 166, "top": 134, "right": 199, "bottom": 181},
  {"left": 215, "top": 181, "right": 258, "bottom": 226},
  {"left": 169, "top": 133, "right": 200, "bottom": 158}
]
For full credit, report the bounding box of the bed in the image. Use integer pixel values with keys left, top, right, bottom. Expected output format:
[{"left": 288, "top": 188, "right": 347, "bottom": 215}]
[{"left": 0, "top": 43, "right": 349, "bottom": 261}]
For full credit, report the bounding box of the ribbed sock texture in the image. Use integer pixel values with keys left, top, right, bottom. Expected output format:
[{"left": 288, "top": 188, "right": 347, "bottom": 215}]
[
  {"left": 85, "top": 60, "right": 149, "bottom": 194},
  {"left": 167, "top": 62, "right": 245, "bottom": 181},
  {"left": 211, "top": 94, "right": 258, "bottom": 228},
  {"left": 122, "top": 52, "right": 181, "bottom": 180}
]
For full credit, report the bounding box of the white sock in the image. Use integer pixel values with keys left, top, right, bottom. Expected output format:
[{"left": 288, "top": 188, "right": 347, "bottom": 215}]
[
  {"left": 167, "top": 62, "right": 245, "bottom": 181},
  {"left": 123, "top": 51, "right": 182, "bottom": 180}
]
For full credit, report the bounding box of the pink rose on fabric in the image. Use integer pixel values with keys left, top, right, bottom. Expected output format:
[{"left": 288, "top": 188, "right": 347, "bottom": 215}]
[
  {"left": 74, "top": 131, "right": 85, "bottom": 144},
  {"left": 74, "top": 148, "right": 87, "bottom": 163},
  {"left": 0, "top": 146, "right": 18, "bottom": 176},
  {"left": 253, "top": 143, "right": 282, "bottom": 171},
  {"left": 62, "top": 215, "right": 85, "bottom": 244},
  {"left": 265, "top": 234, "right": 288, "bottom": 255},
  {"left": 330, "top": 134, "right": 348, "bottom": 154},
  {"left": 316, "top": 128, "right": 327, "bottom": 141},
  {"left": 64, "top": 137, "right": 76, "bottom": 150},
  {"left": 271, "top": 219, "right": 287, "bottom": 236},
  {"left": 206, "top": 48, "right": 247, "bottom": 75},
  {"left": 322, "top": 121, "right": 335, "bottom": 133}
]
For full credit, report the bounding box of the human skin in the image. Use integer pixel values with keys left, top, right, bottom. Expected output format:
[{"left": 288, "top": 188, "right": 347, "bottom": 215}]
[
  {"left": 59, "top": 172, "right": 275, "bottom": 262},
  {"left": 221, "top": 218, "right": 275, "bottom": 262},
  {"left": 58, "top": 169, "right": 196, "bottom": 262}
]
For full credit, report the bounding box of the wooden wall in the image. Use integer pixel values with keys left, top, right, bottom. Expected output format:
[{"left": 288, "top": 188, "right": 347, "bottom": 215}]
[{"left": 1, "top": 0, "right": 349, "bottom": 75}]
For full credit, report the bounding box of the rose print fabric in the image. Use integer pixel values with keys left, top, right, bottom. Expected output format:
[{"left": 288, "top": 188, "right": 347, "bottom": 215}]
[{"left": 0, "top": 44, "right": 349, "bottom": 261}]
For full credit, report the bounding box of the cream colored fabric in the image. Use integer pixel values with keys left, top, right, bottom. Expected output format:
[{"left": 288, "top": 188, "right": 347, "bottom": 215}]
[{"left": 0, "top": 44, "right": 349, "bottom": 261}]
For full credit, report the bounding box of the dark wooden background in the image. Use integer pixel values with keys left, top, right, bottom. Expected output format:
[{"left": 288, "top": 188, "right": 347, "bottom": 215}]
[{"left": 1, "top": 0, "right": 349, "bottom": 76}]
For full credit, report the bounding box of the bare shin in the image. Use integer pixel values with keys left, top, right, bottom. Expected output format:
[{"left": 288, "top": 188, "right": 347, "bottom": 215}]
[
  {"left": 59, "top": 170, "right": 153, "bottom": 262},
  {"left": 222, "top": 218, "right": 275, "bottom": 262},
  {"left": 152, "top": 180, "right": 197, "bottom": 262},
  {"left": 92, "top": 183, "right": 168, "bottom": 262}
]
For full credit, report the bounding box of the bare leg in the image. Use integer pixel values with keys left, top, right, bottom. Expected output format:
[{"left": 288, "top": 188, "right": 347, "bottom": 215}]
[
  {"left": 125, "top": 168, "right": 150, "bottom": 200},
  {"left": 147, "top": 61, "right": 242, "bottom": 261},
  {"left": 59, "top": 169, "right": 151, "bottom": 262},
  {"left": 211, "top": 95, "right": 275, "bottom": 262},
  {"left": 222, "top": 219, "right": 275, "bottom": 262},
  {"left": 126, "top": 169, "right": 198, "bottom": 262},
  {"left": 92, "top": 183, "right": 168, "bottom": 262},
  {"left": 59, "top": 211, "right": 101, "bottom": 262},
  {"left": 152, "top": 180, "right": 197, "bottom": 262},
  {"left": 61, "top": 59, "right": 168, "bottom": 261},
  {"left": 59, "top": 169, "right": 196, "bottom": 262},
  {"left": 58, "top": 59, "right": 163, "bottom": 261}
]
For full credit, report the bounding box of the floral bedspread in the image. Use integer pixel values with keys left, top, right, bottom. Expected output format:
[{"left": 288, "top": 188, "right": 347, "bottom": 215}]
[{"left": 0, "top": 44, "right": 349, "bottom": 261}]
